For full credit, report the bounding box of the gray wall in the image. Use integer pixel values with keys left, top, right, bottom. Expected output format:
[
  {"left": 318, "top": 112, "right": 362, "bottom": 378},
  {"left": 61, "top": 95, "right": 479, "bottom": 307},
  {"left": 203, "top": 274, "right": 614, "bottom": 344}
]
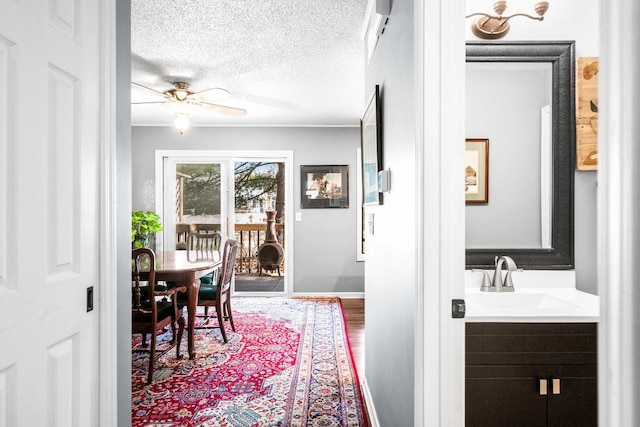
[
  {"left": 362, "top": 0, "right": 416, "bottom": 424},
  {"left": 466, "top": 63, "right": 552, "bottom": 249},
  {"left": 116, "top": 0, "right": 132, "bottom": 426},
  {"left": 131, "top": 125, "right": 364, "bottom": 294}
]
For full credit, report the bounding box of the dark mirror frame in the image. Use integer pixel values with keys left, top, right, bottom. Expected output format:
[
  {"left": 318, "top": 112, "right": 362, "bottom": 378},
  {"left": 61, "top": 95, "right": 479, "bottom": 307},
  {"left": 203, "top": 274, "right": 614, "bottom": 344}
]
[{"left": 465, "top": 41, "right": 576, "bottom": 270}]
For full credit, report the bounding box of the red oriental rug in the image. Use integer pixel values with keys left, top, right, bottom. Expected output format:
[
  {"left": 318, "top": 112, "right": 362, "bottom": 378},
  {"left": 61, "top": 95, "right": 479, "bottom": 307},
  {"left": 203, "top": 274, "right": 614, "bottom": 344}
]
[{"left": 131, "top": 297, "right": 368, "bottom": 427}]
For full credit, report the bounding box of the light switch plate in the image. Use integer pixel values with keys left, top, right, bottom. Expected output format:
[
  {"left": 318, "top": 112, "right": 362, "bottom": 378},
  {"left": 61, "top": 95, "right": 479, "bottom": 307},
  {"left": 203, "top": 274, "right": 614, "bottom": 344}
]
[
  {"left": 295, "top": 212, "right": 302, "bottom": 222},
  {"left": 378, "top": 169, "right": 390, "bottom": 193}
]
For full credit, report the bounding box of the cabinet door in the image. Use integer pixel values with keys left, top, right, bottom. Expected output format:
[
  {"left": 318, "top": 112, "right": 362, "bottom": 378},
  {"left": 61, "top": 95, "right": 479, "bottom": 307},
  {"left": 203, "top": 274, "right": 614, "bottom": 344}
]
[
  {"left": 547, "top": 365, "right": 597, "bottom": 427},
  {"left": 466, "top": 366, "right": 547, "bottom": 427}
]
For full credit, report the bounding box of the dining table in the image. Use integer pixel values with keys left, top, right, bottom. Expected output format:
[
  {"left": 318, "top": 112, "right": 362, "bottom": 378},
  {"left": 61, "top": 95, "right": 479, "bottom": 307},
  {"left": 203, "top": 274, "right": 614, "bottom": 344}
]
[{"left": 152, "top": 250, "right": 222, "bottom": 359}]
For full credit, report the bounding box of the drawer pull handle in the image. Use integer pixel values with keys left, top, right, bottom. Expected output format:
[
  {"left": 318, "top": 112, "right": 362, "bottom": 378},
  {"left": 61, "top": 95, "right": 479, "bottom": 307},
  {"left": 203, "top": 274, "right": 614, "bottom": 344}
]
[
  {"left": 539, "top": 378, "right": 548, "bottom": 395},
  {"left": 552, "top": 378, "right": 561, "bottom": 395}
]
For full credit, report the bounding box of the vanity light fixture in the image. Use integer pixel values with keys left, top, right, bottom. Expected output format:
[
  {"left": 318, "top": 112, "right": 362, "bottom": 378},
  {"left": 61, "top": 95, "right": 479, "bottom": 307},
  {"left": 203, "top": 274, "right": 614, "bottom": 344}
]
[
  {"left": 173, "top": 112, "right": 192, "bottom": 136},
  {"left": 466, "top": 1, "right": 549, "bottom": 40}
]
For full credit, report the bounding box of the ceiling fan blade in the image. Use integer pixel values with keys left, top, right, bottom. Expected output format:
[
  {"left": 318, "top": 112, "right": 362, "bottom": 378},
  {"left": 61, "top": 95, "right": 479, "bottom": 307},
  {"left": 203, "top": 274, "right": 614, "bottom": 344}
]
[
  {"left": 189, "top": 87, "right": 230, "bottom": 98},
  {"left": 201, "top": 102, "right": 247, "bottom": 117},
  {"left": 131, "top": 82, "right": 167, "bottom": 97},
  {"left": 131, "top": 101, "right": 171, "bottom": 106}
]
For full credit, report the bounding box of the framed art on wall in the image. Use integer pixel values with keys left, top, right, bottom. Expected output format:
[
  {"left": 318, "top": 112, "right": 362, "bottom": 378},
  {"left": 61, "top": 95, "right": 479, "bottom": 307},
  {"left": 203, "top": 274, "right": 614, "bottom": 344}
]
[
  {"left": 361, "top": 85, "right": 383, "bottom": 206},
  {"left": 465, "top": 138, "right": 489, "bottom": 204},
  {"left": 300, "top": 165, "right": 349, "bottom": 208},
  {"left": 576, "top": 57, "right": 599, "bottom": 171}
]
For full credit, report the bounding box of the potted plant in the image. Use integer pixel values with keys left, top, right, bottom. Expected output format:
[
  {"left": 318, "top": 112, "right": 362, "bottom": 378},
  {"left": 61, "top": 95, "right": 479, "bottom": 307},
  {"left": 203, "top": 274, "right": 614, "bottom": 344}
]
[{"left": 131, "top": 210, "right": 163, "bottom": 249}]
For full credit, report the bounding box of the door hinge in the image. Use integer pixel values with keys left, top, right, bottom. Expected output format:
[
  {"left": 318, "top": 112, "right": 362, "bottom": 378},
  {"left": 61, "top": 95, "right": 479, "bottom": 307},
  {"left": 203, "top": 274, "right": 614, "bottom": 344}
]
[{"left": 452, "top": 299, "right": 466, "bottom": 318}]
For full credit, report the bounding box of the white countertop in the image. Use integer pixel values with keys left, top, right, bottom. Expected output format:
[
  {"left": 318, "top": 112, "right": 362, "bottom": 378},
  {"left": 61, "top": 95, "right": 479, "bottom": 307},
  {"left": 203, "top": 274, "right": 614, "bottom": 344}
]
[{"left": 464, "top": 270, "right": 600, "bottom": 323}]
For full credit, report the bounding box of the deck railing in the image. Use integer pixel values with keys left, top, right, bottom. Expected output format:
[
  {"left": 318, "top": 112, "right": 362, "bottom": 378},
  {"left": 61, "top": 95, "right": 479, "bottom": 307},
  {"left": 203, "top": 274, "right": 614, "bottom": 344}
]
[{"left": 176, "top": 223, "right": 285, "bottom": 274}]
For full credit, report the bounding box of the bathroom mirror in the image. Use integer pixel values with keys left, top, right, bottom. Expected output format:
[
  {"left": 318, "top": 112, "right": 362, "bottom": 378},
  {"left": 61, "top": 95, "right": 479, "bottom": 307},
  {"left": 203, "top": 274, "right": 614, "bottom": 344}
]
[{"left": 465, "top": 41, "right": 575, "bottom": 270}]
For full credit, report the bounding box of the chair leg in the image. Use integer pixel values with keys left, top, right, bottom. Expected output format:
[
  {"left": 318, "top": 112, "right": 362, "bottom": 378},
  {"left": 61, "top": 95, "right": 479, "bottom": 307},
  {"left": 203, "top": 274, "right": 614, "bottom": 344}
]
[
  {"left": 216, "top": 303, "right": 228, "bottom": 343},
  {"left": 225, "top": 299, "right": 236, "bottom": 332},
  {"left": 148, "top": 332, "right": 157, "bottom": 384},
  {"left": 141, "top": 333, "right": 148, "bottom": 347},
  {"left": 169, "top": 316, "right": 177, "bottom": 345},
  {"left": 176, "top": 315, "right": 185, "bottom": 359}
]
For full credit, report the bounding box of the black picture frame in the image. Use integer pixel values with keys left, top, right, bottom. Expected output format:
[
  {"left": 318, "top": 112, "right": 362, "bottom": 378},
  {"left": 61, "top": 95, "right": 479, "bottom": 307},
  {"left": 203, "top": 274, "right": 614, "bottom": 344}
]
[
  {"left": 300, "top": 165, "right": 349, "bottom": 209},
  {"left": 361, "top": 85, "right": 383, "bottom": 206}
]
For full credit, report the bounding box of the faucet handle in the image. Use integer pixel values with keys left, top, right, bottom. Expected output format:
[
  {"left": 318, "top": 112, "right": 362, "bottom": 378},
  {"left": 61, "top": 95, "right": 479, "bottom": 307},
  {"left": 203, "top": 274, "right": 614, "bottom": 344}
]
[
  {"left": 502, "top": 269, "right": 522, "bottom": 291},
  {"left": 472, "top": 269, "right": 493, "bottom": 292}
]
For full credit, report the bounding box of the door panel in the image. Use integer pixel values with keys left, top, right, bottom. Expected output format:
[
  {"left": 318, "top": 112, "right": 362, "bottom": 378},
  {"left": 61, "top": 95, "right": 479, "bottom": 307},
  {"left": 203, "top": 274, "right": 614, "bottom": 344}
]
[
  {"left": 162, "top": 159, "right": 229, "bottom": 251},
  {"left": 466, "top": 366, "right": 547, "bottom": 427},
  {"left": 0, "top": 1, "right": 100, "bottom": 426},
  {"left": 547, "top": 366, "right": 598, "bottom": 427}
]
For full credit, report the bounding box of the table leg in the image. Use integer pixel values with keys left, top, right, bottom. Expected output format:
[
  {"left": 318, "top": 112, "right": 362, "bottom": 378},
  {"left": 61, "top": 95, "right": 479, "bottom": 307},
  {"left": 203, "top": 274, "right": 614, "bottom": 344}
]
[{"left": 186, "top": 277, "right": 200, "bottom": 359}]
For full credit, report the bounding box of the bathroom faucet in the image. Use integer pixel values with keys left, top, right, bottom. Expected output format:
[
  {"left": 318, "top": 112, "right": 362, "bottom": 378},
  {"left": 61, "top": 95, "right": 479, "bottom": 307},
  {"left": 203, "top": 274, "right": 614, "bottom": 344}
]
[
  {"left": 492, "top": 255, "right": 517, "bottom": 291},
  {"left": 473, "top": 255, "right": 519, "bottom": 292}
]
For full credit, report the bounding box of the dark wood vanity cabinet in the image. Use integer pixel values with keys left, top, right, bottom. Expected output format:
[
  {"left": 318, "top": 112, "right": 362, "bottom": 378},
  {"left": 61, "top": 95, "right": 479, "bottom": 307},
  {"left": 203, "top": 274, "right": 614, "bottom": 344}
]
[{"left": 466, "top": 323, "right": 597, "bottom": 427}]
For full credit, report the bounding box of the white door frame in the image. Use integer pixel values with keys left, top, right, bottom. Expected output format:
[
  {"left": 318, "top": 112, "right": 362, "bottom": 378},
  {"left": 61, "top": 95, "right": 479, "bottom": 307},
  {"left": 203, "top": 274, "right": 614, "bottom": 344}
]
[
  {"left": 154, "top": 150, "right": 294, "bottom": 296},
  {"left": 99, "top": 0, "right": 119, "bottom": 425},
  {"left": 414, "top": 0, "right": 467, "bottom": 425},
  {"left": 598, "top": 1, "right": 640, "bottom": 425}
]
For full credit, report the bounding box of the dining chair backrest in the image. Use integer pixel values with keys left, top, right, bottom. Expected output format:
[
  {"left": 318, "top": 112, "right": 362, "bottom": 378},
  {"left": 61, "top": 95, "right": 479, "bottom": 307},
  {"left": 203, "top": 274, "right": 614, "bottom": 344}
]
[
  {"left": 186, "top": 231, "right": 222, "bottom": 261},
  {"left": 218, "top": 239, "right": 238, "bottom": 294},
  {"left": 131, "top": 247, "right": 186, "bottom": 383},
  {"left": 132, "top": 247, "right": 156, "bottom": 317},
  {"left": 195, "top": 223, "right": 219, "bottom": 233},
  {"left": 175, "top": 224, "right": 192, "bottom": 250}
]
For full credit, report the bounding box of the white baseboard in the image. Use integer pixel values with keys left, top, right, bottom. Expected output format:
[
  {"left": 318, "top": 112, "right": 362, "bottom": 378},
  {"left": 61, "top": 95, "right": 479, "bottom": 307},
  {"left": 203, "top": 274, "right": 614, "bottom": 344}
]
[
  {"left": 290, "top": 292, "right": 365, "bottom": 299},
  {"left": 361, "top": 377, "right": 380, "bottom": 427}
]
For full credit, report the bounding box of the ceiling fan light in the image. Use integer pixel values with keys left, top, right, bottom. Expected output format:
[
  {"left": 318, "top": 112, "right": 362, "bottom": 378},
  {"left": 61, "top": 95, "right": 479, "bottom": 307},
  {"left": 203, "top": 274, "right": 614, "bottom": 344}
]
[
  {"left": 173, "top": 112, "right": 191, "bottom": 135},
  {"left": 175, "top": 89, "right": 188, "bottom": 101}
]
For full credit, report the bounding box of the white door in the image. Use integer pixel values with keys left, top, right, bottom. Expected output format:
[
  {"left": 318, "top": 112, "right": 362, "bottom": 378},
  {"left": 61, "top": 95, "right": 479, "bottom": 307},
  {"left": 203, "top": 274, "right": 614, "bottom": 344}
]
[{"left": 0, "top": 1, "right": 101, "bottom": 426}]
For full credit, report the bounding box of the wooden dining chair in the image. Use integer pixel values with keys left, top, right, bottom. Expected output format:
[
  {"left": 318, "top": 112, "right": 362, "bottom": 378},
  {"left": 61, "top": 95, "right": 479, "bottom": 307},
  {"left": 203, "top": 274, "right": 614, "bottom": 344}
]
[
  {"left": 196, "top": 239, "right": 238, "bottom": 343},
  {"left": 187, "top": 231, "right": 222, "bottom": 286},
  {"left": 175, "top": 223, "right": 192, "bottom": 250},
  {"left": 132, "top": 248, "right": 186, "bottom": 383}
]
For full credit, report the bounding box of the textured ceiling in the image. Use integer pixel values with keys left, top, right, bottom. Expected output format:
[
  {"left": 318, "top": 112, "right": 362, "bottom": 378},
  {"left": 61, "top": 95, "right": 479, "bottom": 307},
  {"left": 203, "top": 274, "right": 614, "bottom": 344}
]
[{"left": 131, "top": 0, "right": 368, "bottom": 128}]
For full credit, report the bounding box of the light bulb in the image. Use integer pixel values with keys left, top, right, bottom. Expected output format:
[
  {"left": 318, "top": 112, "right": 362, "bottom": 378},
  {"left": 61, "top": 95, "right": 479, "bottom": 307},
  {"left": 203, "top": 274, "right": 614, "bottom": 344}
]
[{"left": 173, "top": 113, "right": 191, "bottom": 135}]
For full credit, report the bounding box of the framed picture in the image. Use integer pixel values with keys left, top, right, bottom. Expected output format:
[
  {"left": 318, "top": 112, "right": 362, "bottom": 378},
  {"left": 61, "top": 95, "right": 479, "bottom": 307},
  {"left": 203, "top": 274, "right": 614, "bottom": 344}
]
[
  {"left": 576, "top": 57, "right": 599, "bottom": 170},
  {"left": 465, "top": 138, "right": 489, "bottom": 204},
  {"left": 356, "top": 148, "right": 365, "bottom": 260},
  {"left": 300, "top": 165, "right": 349, "bottom": 209},
  {"left": 361, "top": 85, "right": 383, "bottom": 206}
]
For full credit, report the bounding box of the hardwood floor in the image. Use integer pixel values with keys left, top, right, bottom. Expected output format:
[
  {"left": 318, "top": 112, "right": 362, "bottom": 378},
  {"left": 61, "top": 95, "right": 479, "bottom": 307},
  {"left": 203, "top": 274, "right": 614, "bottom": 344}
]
[{"left": 341, "top": 298, "right": 365, "bottom": 377}]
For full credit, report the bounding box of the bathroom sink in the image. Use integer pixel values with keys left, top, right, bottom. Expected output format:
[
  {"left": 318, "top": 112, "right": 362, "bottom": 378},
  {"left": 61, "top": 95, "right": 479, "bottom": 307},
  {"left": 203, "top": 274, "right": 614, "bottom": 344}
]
[
  {"left": 466, "top": 292, "right": 581, "bottom": 310},
  {"left": 464, "top": 271, "right": 600, "bottom": 322}
]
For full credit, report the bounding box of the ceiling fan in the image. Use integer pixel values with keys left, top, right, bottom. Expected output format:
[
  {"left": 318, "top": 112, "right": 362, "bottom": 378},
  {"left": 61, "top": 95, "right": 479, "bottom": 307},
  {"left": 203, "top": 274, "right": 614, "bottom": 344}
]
[{"left": 131, "top": 81, "right": 248, "bottom": 135}]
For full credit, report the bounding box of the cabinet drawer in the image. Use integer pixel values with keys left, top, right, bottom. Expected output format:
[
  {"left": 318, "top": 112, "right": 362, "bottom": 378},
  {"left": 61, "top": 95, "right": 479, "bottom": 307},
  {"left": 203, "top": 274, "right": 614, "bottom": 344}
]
[{"left": 466, "top": 323, "right": 597, "bottom": 365}]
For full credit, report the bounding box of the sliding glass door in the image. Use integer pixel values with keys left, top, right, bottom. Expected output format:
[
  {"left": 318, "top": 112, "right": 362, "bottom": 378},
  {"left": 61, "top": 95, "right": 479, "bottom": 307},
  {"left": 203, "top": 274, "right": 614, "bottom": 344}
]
[
  {"left": 157, "top": 151, "right": 292, "bottom": 296},
  {"left": 233, "top": 160, "right": 285, "bottom": 293},
  {"left": 161, "top": 157, "right": 230, "bottom": 251}
]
